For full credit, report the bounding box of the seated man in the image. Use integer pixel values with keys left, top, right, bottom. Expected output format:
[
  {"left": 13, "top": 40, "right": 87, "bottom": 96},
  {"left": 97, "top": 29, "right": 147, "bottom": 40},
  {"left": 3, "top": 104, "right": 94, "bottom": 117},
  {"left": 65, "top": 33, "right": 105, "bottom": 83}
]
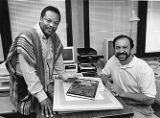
[{"left": 100, "top": 35, "right": 158, "bottom": 118}]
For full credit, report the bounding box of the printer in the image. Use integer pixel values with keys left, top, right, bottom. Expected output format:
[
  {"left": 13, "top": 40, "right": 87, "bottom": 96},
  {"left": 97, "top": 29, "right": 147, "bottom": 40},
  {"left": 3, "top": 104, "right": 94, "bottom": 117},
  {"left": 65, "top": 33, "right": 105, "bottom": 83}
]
[{"left": 77, "top": 48, "right": 103, "bottom": 76}]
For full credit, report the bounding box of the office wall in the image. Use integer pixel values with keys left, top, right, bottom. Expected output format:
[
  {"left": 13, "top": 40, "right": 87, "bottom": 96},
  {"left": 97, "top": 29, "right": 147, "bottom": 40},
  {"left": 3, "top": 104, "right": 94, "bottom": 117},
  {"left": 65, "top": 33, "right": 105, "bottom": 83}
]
[
  {"left": 71, "top": 0, "right": 84, "bottom": 60},
  {"left": 1, "top": 0, "right": 139, "bottom": 61},
  {"left": 71, "top": 0, "right": 139, "bottom": 58},
  {"left": 7, "top": 0, "right": 84, "bottom": 62},
  {"left": 89, "top": 0, "right": 138, "bottom": 56}
]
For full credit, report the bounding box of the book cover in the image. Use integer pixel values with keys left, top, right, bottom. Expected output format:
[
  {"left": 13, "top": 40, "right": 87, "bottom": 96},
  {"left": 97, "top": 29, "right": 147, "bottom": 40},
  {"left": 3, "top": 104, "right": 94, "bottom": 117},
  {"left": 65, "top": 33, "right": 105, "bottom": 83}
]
[{"left": 66, "top": 79, "right": 99, "bottom": 100}]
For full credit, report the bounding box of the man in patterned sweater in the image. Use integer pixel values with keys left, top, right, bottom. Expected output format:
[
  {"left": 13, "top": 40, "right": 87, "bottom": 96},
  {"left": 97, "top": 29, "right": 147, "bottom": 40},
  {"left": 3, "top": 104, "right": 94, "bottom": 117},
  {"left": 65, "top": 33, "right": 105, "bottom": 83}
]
[{"left": 6, "top": 6, "right": 69, "bottom": 118}]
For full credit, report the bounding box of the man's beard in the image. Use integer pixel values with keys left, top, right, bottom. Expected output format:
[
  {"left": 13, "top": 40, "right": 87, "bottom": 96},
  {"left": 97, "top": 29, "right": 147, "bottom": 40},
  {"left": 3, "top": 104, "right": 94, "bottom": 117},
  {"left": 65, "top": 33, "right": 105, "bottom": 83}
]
[{"left": 115, "top": 52, "right": 130, "bottom": 61}]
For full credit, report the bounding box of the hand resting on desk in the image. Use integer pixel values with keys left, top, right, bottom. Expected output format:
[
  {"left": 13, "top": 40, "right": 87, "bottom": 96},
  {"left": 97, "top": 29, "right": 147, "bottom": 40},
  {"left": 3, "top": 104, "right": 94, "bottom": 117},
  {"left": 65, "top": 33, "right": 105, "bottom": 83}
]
[
  {"left": 59, "top": 72, "right": 82, "bottom": 82},
  {"left": 100, "top": 74, "right": 121, "bottom": 97},
  {"left": 65, "top": 77, "right": 78, "bottom": 83}
]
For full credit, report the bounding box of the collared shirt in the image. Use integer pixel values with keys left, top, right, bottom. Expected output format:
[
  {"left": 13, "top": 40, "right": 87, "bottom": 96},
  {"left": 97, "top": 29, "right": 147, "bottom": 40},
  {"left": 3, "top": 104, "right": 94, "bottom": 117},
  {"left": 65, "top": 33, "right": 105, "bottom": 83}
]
[
  {"left": 19, "top": 23, "right": 64, "bottom": 102},
  {"left": 102, "top": 55, "right": 157, "bottom": 98}
]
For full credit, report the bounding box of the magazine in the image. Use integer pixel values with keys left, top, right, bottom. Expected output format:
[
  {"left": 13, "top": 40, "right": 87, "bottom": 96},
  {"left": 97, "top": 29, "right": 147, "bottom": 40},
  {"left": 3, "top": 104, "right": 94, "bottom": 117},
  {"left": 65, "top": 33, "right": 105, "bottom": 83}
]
[{"left": 66, "top": 78, "right": 99, "bottom": 100}]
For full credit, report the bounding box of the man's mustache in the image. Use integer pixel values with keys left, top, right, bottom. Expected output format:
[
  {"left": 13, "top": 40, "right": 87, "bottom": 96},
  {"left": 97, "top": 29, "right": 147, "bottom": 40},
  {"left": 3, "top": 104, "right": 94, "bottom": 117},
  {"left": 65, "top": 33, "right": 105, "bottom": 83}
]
[{"left": 117, "top": 53, "right": 127, "bottom": 56}]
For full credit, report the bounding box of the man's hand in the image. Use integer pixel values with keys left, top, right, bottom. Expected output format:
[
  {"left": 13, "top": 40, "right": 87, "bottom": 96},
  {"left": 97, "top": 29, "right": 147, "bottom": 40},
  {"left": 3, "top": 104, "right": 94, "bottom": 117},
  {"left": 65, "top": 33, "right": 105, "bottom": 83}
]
[
  {"left": 59, "top": 72, "right": 70, "bottom": 81},
  {"left": 113, "top": 85, "right": 125, "bottom": 97},
  {"left": 100, "top": 74, "right": 112, "bottom": 90},
  {"left": 108, "top": 84, "right": 125, "bottom": 97},
  {"left": 60, "top": 72, "right": 79, "bottom": 82},
  {"left": 65, "top": 77, "right": 78, "bottom": 83},
  {"left": 40, "top": 97, "right": 53, "bottom": 118}
]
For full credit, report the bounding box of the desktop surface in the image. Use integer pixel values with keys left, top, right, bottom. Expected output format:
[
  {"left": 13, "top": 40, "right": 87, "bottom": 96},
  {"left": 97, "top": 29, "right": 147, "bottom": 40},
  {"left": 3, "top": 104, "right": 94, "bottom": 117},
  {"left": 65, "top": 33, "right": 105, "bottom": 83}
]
[
  {"left": 0, "top": 96, "right": 133, "bottom": 118},
  {"left": 53, "top": 79, "right": 123, "bottom": 112},
  {"left": 0, "top": 79, "right": 133, "bottom": 118},
  {"left": 53, "top": 79, "right": 134, "bottom": 118}
]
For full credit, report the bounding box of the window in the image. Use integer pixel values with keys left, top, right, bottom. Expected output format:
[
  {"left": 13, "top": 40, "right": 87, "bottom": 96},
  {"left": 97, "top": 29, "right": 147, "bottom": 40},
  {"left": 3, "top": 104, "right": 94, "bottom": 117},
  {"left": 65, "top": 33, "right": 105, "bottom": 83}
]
[
  {"left": 137, "top": 1, "right": 160, "bottom": 57},
  {"left": 0, "top": 0, "right": 73, "bottom": 60},
  {"left": 8, "top": 0, "right": 68, "bottom": 47}
]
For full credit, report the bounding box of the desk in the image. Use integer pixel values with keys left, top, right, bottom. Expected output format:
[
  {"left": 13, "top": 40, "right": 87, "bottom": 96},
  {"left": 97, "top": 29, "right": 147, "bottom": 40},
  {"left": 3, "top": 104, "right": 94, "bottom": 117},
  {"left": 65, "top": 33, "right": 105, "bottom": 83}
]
[
  {"left": 52, "top": 97, "right": 133, "bottom": 118},
  {"left": 53, "top": 79, "right": 134, "bottom": 118},
  {"left": 0, "top": 96, "right": 16, "bottom": 114},
  {"left": 0, "top": 81, "right": 134, "bottom": 118},
  {"left": 0, "top": 96, "right": 37, "bottom": 118},
  {"left": 0, "top": 97, "right": 133, "bottom": 118}
]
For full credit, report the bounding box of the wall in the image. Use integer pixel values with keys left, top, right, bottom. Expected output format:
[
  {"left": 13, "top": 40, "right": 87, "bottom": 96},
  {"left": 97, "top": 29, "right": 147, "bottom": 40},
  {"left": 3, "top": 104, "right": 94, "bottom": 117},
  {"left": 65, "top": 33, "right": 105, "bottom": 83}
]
[
  {"left": 71, "top": 0, "right": 84, "bottom": 61},
  {"left": 1, "top": 0, "right": 139, "bottom": 62},
  {"left": 70, "top": 0, "right": 139, "bottom": 60},
  {"left": 89, "top": 0, "right": 139, "bottom": 56},
  {"left": 7, "top": 0, "right": 84, "bottom": 62}
]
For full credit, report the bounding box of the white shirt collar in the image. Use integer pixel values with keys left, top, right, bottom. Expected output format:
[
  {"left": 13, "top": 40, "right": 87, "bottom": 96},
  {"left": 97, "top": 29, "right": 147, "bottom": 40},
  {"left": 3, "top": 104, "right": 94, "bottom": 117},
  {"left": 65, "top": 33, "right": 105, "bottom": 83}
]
[
  {"left": 114, "top": 55, "right": 136, "bottom": 68},
  {"left": 33, "top": 23, "right": 47, "bottom": 40}
]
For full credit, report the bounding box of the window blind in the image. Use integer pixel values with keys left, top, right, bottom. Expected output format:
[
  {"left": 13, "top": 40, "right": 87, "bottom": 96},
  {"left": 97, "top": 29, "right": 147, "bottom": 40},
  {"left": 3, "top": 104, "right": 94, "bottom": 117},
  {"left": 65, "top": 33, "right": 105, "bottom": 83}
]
[
  {"left": 89, "top": 0, "right": 132, "bottom": 55},
  {"left": 8, "top": 0, "right": 67, "bottom": 47}
]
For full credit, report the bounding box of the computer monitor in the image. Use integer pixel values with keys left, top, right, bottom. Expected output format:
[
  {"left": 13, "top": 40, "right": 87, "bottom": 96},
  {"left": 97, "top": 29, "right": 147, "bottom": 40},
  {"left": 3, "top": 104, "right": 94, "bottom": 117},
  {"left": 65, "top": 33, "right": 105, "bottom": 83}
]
[
  {"left": 62, "top": 46, "right": 75, "bottom": 64},
  {"left": 103, "top": 39, "right": 115, "bottom": 61}
]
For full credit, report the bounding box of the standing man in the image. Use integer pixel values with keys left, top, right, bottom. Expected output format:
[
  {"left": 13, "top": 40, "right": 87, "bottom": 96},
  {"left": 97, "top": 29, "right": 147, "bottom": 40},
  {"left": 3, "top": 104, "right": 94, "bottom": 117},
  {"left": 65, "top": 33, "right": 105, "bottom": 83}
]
[
  {"left": 6, "top": 6, "right": 68, "bottom": 118},
  {"left": 101, "top": 35, "right": 158, "bottom": 118}
]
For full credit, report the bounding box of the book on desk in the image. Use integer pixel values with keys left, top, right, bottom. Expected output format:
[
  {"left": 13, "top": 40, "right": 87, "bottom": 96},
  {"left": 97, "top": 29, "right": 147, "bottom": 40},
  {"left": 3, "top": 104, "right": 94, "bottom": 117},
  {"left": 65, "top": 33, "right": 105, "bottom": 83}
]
[
  {"left": 66, "top": 78, "right": 99, "bottom": 100},
  {"left": 53, "top": 76, "right": 123, "bottom": 112}
]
